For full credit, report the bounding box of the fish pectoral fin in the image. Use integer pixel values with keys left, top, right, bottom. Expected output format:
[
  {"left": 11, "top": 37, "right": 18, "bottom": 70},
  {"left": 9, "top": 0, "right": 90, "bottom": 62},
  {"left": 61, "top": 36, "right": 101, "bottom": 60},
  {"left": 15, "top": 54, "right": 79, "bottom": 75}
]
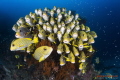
[{"left": 39, "top": 56, "right": 45, "bottom": 62}]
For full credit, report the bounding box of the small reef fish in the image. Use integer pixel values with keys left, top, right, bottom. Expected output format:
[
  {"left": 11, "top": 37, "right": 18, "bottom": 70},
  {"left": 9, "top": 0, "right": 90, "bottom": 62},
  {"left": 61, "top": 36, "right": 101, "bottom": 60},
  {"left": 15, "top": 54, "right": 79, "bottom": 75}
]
[
  {"left": 78, "top": 39, "right": 84, "bottom": 50},
  {"left": 42, "top": 12, "right": 49, "bottom": 21},
  {"left": 73, "top": 46, "right": 79, "bottom": 56},
  {"left": 38, "top": 29, "right": 46, "bottom": 40},
  {"left": 43, "top": 23, "right": 47, "bottom": 31},
  {"left": 33, "top": 46, "right": 53, "bottom": 62},
  {"left": 80, "top": 24, "right": 85, "bottom": 30},
  {"left": 57, "top": 43, "right": 64, "bottom": 54},
  {"left": 57, "top": 13, "right": 62, "bottom": 22},
  {"left": 95, "top": 57, "right": 99, "bottom": 64},
  {"left": 12, "top": 24, "right": 18, "bottom": 32},
  {"left": 71, "top": 29, "right": 78, "bottom": 39},
  {"left": 68, "top": 51, "right": 75, "bottom": 63},
  {"left": 48, "top": 33, "right": 56, "bottom": 43},
  {"left": 50, "top": 10, "right": 54, "bottom": 17},
  {"left": 79, "top": 62, "right": 87, "bottom": 70},
  {"left": 25, "top": 15, "right": 35, "bottom": 26},
  {"left": 16, "top": 62, "right": 23, "bottom": 69},
  {"left": 57, "top": 31, "right": 62, "bottom": 41},
  {"left": 60, "top": 55, "right": 66, "bottom": 66},
  {"left": 79, "top": 51, "right": 86, "bottom": 62},
  {"left": 65, "top": 15, "right": 73, "bottom": 24},
  {"left": 10, "top": 35, "right": 38, "bottom": 51},
  {"left": 56, "top": 8, "right": 61, "bottom": 14},
  {"left": 87, "top": 34, "right": 95, "bottom": 44},
  {"left": 15, "top": 27, "right": 32, "bottom": 38},
  {"left": 53, "top": 6, "right": 57, "bottom": 11},
  {"left": 50, "top": 17, "right": 55, "bottom": 26},
  {"left": 17, "top": 17, "right": 26, "bottom": 26},
  {"left": 38, "top": 17, "right": 43, "bottom": 25},
  {"left": 46, "top": 24, "right": 52, "bottom": 33},
  {"left": 85, "top": 26, "right": 90, "bottom": 32},
  {"left": 60, "top": 26, "right": 66, "bottom": 34},
  {"left": 53, "top": 24, "right": 58, "bottom": 33},
  {"left": 36, "top": 24, "right": 43, "bottom": 31},
  {"left": 75, "top": 14, "right": 79, "bottom": 20},
  {"left": 79, "top": 31, "right": 88, "bottom": 41},
  {"left": 15, "top": 55, "right": 20, "bottom": 59},
  {"left": 88, "top": 45, "right": 94, "bottom": 52},
  {"left": 63, "top": 33, "right": 71, "bottom": 44},
  {"left": 89, "top": 31, "right": 97, "bottom": 38},
  {"left": 74, "top": 25, "right": 80, "bottom": 31},
  {"left": 64, "top": 44, "right": 70, "bottom": 53},
  {"left": 37, "top": 9, "right": 43, "bottom": 17}
]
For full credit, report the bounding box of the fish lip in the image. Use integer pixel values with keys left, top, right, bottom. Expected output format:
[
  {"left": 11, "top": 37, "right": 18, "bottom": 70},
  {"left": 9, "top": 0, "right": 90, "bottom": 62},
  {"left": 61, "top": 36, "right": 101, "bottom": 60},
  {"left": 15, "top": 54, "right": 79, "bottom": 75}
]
[
  {"left": 83, "top": 38, "right": 88, "bottom": 41},
  {"left": 57, "top": 50, "right": 62, "bottom": 54}
]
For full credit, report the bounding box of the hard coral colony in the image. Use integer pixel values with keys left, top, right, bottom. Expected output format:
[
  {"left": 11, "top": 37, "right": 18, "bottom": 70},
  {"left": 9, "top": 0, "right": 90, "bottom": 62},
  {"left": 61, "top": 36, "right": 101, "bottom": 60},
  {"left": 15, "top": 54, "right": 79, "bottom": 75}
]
[{"left": 10, "top": 6, "right": 99, "bottom": 80}]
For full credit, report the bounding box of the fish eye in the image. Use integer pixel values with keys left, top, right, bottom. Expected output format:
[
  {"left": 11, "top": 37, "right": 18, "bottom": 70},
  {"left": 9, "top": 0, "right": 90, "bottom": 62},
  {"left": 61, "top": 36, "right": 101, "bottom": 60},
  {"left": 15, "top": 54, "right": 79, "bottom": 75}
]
[
  {"left": 44, "top": 48, "right": 47, "bottom": 50},
  {"left": 12, "top": 44, "right": 15, "bottom": 47},
  {"left": 83, "top": 34, "right": 84, "bottom": 36},
  {"left": 20, "top": 30, "right": 21, "bottom": 32}
]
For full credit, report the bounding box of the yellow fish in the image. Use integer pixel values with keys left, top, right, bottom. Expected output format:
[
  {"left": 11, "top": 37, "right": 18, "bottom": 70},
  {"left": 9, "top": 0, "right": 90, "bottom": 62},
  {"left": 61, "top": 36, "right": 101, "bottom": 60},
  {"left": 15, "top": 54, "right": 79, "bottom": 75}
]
[
  {"left": 38, "top": 17, "right": 43, "bottom": 26},
  {"left": 48, "top": 33, "right": 56, "bottom": 43},
  {"left": 79, "top": 51, "right": 86, "bottom": 62},
  {"left": 46, "top": 24, "right": 52, "bottom": 33},
  {"left": 85, "top": 26, "right": 90, "bottom": 32},
  {"left": 71, "top": 29, "right": 78, "bottom": 39},
  {"left": 78, "top": 39, "right": 84, "bottom": 50},
  {"left": 57, "top": 43, "right": 64, "bottom": 54},
  {"left": 12, "top": 24, "right": 18, "bottom": 32},
  {"left": 16, "top": 62, "right": 23, "bottom": 69},
  {"left": 57, "top": 31, "right": 62, "bottom": 41},
  {"left": 36, "top": 24, "right": 42, "bottom": 31},
  {"left": 60, "top": 55, "right": 66, "bottom": 66},
  {"left": 38, "top": 29, "right": 46, "bottom": 40},
  {"left": 63, "top": 33, "right": 72, "bottom": 44},
  {"left": 64, "top": 44, "right": 70, "bottom": 53},
  {"left": 53, "top": 24, "right": 58, "bottom": 33},
  {"left": 88, "top": 45, "right": 94, "bottom": 52},
  {"left": 74, "top": 25, "right": 80, "bottom": 31},
  {"left": 79, "top": 62, "right": 87, "bottom": 70},
  {"left": 10, "top": 35, "right": 38, "bottom": 51},
  {"left": 73, "top": 46, "right": 79, "bottom": 56},
  {"left": 33, "top": 46, "right": 53, "bottom": 62},
  {"left": 15, "top": 55, "right": 20, "bottom": 59},
  {"left": 89, "top": 31, "right": 97, "bottom": 38},
  {"left": 68, "top": 51, "right": 75, "bottom": 63},
  {"left": 80, "top": 24, "right": 85, "bottom": 30},
  {"left": 50, "top": 17, "right": 55, "bottom": 26},
  {"left": 87, "top": 34, "right": 95, "bottom": 44},
  {"left": 95, "top": 57, "right": 99, "bottom": 64},
  {"left": 79, "top": 31, "right": 88, "bottom": 41}
]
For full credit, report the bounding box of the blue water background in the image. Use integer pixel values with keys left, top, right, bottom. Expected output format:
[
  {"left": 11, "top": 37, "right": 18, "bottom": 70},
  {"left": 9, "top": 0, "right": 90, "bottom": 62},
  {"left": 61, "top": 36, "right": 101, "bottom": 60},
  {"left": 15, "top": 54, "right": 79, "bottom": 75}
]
[{"left": 0, "top": 0, "right": 120, "bottom": 78}]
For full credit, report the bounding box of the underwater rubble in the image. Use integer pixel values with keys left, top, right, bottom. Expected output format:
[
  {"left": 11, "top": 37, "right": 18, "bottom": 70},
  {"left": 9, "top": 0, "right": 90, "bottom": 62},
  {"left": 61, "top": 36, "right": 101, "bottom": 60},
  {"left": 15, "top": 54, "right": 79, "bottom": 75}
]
[{"left": 6, "top": 6, "right": 101, "bottom": 80}]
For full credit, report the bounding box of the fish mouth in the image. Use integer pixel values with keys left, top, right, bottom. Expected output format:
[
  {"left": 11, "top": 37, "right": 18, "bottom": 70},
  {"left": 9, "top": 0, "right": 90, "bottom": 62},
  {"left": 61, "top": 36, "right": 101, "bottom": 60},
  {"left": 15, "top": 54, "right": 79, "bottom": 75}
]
[
  {"left": 63, "top": 40, "right": 69, "bottom": 44},
  {"left": 57, "top": 50, "right": 62, "bottom": 54},
  {"left": 79, "top": 45, "right": 83, "bottom": 48},
  {"left": 81, "top": 60, "right": 85, "bottom": 62},
  {"left": 83, "top": 38, "right": 88, "bottom": 41}
]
